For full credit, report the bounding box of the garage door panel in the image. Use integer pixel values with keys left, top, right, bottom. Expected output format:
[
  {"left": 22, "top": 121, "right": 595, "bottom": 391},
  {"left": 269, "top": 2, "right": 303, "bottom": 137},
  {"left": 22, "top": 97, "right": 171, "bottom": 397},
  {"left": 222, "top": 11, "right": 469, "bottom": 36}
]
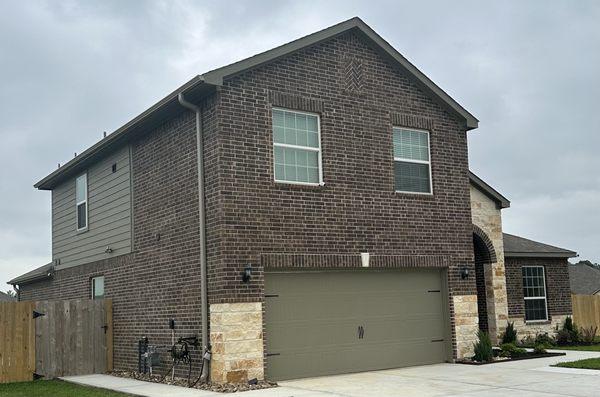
[{"left": 265, "top": 270, "right": 447, "bottom": 380}]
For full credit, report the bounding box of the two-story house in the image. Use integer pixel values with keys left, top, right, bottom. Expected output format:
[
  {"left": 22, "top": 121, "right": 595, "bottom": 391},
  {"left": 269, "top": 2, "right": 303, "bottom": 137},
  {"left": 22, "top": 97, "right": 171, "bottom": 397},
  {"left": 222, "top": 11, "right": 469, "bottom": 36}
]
[{"left": 9, "top": 17, "right": 576, "bottom": 383}]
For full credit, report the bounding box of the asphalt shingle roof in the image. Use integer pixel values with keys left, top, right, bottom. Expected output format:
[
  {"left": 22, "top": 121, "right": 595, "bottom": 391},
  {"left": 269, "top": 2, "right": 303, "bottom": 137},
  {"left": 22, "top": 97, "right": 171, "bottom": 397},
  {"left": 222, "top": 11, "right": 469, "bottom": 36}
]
[
  {"left": 503, "top": 233, "right": 576, "bottom": 258},
  {"left": 7, "top": 263, "right": 54, "bottom": 285},
  {"left": 569, "top": 263, "right": 600, "bottom": 295}
]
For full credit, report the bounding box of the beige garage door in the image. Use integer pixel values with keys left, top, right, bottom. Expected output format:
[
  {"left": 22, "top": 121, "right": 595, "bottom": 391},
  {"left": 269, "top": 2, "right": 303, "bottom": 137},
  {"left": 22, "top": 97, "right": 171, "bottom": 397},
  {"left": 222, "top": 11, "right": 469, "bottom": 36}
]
[{"left": 265, "top": 269, "right": 448, "bottom": 380}]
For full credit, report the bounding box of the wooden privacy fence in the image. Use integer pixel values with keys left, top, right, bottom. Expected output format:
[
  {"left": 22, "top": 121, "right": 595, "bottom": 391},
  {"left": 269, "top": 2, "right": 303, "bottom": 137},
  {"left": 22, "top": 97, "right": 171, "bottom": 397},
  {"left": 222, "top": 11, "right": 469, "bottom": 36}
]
[
  {"left": 572, "top": 294, "right": 600, "bottom": 329},
  {"left": 0, "top": 299, "right": 113, "bottom": 384}
]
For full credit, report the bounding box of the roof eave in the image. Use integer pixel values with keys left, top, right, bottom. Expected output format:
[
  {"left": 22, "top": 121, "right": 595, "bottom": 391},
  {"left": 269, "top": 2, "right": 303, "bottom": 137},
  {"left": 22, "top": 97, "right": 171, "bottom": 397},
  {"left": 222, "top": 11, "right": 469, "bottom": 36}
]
[
  {"left": 8, "top": 270, "right": 54, "bottom": 286},
  {"left": 34, "top": 75, "right": 211, "bottom": 190},
  {"left": 202, "top": 17, "right": 478, "bottom": 130},
  {"left": 469, "top": 171, "right": 510, "bottom": 208},
  {"left": 504, "top": 251, "right": 578, "bottom": 259}
]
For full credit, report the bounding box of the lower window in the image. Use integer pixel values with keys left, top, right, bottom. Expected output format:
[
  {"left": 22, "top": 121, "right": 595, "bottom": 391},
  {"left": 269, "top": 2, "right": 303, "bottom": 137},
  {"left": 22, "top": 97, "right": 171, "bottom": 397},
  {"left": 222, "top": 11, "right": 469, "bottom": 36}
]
[
  {"left": 91, "top": 276, "right": 104, "bottom": 300},
  {"left": 522, "top": 266, "right": 548, "bottom": 321}
]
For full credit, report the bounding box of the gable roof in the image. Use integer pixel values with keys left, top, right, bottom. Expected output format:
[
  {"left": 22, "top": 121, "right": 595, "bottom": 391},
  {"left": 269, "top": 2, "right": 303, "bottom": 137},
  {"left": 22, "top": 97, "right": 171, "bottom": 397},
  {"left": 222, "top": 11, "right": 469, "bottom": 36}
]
[
  {"left": 8, "top": 263, "right": 54, "bottom": 286},
  {"left": 469, "top": 171, "right": 510, "bottom": 208},
  {"left": 569, "top": 263, "right": 600, "bottom": 295},
  {"left": 34, "top": 17, "right": 477, "bottom": 190},
  {"left": 503, "top": 233, "right": 577, "bottom": 258}
]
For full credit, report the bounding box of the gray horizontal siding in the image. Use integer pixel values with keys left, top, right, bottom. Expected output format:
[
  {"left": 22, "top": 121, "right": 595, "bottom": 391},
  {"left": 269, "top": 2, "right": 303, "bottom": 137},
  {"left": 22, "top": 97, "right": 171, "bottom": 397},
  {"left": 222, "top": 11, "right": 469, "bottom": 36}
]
[{"left": 52, "top": 145, "right": 132, "bottom": 270}]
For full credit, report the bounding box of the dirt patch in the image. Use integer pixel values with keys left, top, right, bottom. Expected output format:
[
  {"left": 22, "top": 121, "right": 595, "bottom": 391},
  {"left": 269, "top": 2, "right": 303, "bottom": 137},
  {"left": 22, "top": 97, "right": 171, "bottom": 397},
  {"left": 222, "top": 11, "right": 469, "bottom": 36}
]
[{"left": 110, "top": 370, "right": 277, "bottom": 393}]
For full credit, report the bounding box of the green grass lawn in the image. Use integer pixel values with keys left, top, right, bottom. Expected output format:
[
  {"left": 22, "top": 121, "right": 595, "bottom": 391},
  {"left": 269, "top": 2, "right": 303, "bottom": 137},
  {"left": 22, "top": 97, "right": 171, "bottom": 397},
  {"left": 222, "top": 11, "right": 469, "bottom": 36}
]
[
  {"left": 0, "top": 380, "right": 132, "bottom": 397},
  {"left": 554, "top": 344, "right": 600, "bottom": 352},
  {"left": 554, "top": 357, "right": 600, "bottom": 370}
]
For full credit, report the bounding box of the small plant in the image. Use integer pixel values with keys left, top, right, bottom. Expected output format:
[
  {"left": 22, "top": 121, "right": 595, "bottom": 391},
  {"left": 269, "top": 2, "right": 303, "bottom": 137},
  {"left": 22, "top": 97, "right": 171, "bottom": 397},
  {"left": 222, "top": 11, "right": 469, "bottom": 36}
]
[
  {"left": 500, "top": 343, "right": 527, "bottom": 358},
  {"left": 533, "top": 343, "right": 548, "bottom": 354},
  {"left": 520, "top": 334, "right": 535, "bottom": 347},
  {"left": 501, "top": 321, "right": 517, "bottom": 344},
  {"left": 580, "top": 326, "right": 598, "bottom": 344},
  {"left": 534, "top": 332, "right": 554, "bottom": 347},
  {"left": 564, "top": 316, "right": 580, "bottom": 344},
  {"left": 555, "top": 329, "right": 572, "bottom": 346},
  {"left": 556, "top": 316, "right": 580, "bottom": 345},
  {"left": 473, "top": 330, "right": 494, "bottom": 362}
]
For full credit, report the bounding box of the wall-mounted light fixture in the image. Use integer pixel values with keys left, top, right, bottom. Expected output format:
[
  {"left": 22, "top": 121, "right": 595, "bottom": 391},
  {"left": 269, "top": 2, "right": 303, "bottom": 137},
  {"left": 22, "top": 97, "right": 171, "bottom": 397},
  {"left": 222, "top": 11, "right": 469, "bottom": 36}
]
[
  {"left": 460, "top": 266, "right": 470, "bottom": 280},
  {"left": 242, "top": 265, "right": 252, "bottom": 283}
]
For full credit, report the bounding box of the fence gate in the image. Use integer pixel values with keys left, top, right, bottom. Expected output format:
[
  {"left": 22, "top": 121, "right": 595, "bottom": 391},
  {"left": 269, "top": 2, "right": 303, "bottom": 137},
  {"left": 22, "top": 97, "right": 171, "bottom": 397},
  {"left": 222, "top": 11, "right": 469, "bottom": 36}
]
[
  {"left": 0, "top": 301, "right": 35, "bottom": 383},
  {"left": 0, "top": 299, "right": 113, "bottom": 383}
]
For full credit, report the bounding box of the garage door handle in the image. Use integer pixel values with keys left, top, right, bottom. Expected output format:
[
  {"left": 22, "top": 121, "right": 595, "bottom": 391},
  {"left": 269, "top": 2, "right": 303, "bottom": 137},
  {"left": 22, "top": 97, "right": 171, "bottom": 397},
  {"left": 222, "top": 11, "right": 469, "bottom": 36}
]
[
  {"left": 358, "top": 326, "right": 364, "bottom": 339},
  {"left": 431, "top": 338, "right": 444, "bottom": 342}
]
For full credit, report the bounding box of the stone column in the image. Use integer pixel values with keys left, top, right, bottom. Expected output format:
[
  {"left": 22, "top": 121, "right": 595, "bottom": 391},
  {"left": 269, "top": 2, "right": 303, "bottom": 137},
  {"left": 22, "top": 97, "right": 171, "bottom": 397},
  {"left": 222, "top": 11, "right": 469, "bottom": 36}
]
[
  {"left": 209, "top": 302, "right": 264, "bottom": 383},
  {"left": 453, "top": 294, "right": 479, "bottom": 359}
]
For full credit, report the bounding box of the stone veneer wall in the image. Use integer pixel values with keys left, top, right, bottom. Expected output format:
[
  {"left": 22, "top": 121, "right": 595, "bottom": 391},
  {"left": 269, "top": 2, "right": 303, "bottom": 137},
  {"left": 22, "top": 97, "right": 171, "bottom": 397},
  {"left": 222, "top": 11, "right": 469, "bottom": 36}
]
[
  {"left": 453, "top": 294, "right": 479, "bottom": 358},
  {"left": 470, "top": 185, "right": 509, "bottom": 344},
  {"left": 508, "top": 315, "right": 569, "bottom": 341},
  {"left": 210, "top": 303, "right": 264, "bottom": 383}
]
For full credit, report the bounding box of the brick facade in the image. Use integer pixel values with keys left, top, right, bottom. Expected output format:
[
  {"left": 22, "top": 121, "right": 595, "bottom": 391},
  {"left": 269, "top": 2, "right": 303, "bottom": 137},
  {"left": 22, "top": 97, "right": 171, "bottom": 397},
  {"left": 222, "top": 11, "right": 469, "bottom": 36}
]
[
  {"left": 212, "top": 31, "right": 475, "bottom": 302},
  {"left": 505, "top": 257, "right": 572, "bottom": 318},
  {"left": 20, "top": 30, "right": 480, "bottom": 380}
]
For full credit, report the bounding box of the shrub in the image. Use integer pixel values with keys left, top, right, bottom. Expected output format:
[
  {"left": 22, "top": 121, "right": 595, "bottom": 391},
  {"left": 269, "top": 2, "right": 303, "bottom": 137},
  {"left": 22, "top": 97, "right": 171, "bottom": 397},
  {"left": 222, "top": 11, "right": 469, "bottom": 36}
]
[
  {"left": 556, "top": 317, "right": 580, "bottom": 345},
  {"left": 580, "top": 326, "right": 598, "bottom": 344},
  {"left": 473, "top": 330, "right": 494, "bottom": 362},
  {"left": 533, "top": 344, "right": 548, "bottom": 354},
  {"left": 564, "top": 316, "right": 580, "bottom": 343},
  {"left": 535, "top": 332, "right": 554, "bottom": 347},
  {"left": 555, "top": 329, "right": 572, "bottom": 346},
  {"left": 520, "top": 334, "right": 535, "bottom": 347},
  {"left": 500, "top": 343, "right": 527, "bottom": 358},
  {"left": 501, "top": 322, "right": 517, "bottom": 345}
]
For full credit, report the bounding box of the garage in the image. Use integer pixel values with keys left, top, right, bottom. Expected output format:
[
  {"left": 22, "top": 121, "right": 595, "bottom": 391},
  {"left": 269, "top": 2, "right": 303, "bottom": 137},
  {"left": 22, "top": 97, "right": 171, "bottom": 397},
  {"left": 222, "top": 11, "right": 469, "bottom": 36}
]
[{"left": 264, "top": 269, "right": 450, "bottom": 380}]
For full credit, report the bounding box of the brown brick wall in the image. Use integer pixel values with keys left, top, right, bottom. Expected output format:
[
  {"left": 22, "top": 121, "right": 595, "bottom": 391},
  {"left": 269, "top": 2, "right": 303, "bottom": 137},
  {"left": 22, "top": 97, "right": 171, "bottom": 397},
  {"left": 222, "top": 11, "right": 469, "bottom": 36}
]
[
  {"left": 505, "top": 257, "right": 572, "bottom": 318},
  {"left": 21, "top": 30, "right": 477, "bottom": 373},
  {"left": 210, "top": 31, "right": 475, "bottom": 305}
]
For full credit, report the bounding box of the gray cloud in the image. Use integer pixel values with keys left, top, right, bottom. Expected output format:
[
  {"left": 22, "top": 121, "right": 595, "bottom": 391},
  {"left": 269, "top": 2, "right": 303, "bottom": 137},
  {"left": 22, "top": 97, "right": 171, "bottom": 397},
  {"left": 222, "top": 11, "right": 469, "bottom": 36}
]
[{"left": 1, "top": 0, "right": 598, "bottom": 287}]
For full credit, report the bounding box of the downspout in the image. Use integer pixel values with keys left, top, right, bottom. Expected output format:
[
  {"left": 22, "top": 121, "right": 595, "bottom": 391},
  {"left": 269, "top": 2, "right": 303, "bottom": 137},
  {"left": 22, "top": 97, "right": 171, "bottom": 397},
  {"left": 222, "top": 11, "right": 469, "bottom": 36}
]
[
  {"left": 12, "top": 284, "right": 20, "bottom": 301},
  {"left": 177, "top": 92, "right": 211, "bottom": 382}
]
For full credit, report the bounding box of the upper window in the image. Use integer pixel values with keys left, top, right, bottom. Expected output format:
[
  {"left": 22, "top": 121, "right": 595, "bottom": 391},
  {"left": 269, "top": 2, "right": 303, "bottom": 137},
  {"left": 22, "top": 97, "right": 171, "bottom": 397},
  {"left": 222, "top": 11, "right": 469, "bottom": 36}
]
[
  {"left": 91, "top": 276, "right": 104, "bottom": 300},
  {"left": 272, "top": 108, "right": 322, "bottom": 185},
  {"left": 393, "top": 127, "right": 432, "bottom": 194},
  {"left": 522, "top": 266, "right": 548, "bottom": 322},
  {"left": 76, "top": 174, "right": 88, "bottom": 231}
]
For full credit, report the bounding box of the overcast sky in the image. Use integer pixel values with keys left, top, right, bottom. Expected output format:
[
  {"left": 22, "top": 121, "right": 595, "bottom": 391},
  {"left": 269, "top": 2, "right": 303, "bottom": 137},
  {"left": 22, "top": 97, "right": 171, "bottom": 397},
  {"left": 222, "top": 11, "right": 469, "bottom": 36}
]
[{"left": 1, "top": 1, "right": 599, "bottom": 288}]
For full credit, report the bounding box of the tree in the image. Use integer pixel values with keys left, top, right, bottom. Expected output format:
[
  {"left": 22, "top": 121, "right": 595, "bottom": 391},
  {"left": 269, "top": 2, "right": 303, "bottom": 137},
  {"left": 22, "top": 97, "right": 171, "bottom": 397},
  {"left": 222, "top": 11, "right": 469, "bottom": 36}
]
[
  {"left": 572, "top": 260, "right": 600, "bottom": 269},
  {"left": 5, "top": 290, "right": 16, "bottom": 298}
]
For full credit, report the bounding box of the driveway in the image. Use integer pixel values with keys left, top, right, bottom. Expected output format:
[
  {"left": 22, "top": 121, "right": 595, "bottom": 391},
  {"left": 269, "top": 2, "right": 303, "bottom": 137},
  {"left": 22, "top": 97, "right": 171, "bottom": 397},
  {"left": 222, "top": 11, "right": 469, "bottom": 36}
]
[{"left": 64, "top": 350, "right": 600, "bottom": 397}]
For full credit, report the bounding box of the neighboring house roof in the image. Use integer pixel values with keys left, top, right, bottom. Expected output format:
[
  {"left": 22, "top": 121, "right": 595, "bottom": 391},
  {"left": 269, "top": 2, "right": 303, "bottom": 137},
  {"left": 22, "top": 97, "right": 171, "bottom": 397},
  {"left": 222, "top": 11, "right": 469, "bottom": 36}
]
[
  {"left": 469, "top": 171, "right": 510, "bottom": 209},
  {"left": 0, "top": 291, "right": 15, "bottom": 301},
  {"left": 34, "top": 17, "right": 478, "bottom": 191},
  {"left": 503, "top": 233, "right": 577, "bottom": 258},
  {"left": 569, "top": 263, "right": 600, "bottom": 295},
  {"left": 8, "top": 263, "right": 54, "bottom": 286}
]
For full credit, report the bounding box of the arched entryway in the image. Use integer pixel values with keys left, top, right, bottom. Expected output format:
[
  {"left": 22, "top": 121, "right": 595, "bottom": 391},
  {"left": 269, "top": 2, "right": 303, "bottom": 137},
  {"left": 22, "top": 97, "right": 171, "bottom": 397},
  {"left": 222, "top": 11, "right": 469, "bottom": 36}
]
[{"left": 473, "top": 225, "right": 497, "bottom": 333}]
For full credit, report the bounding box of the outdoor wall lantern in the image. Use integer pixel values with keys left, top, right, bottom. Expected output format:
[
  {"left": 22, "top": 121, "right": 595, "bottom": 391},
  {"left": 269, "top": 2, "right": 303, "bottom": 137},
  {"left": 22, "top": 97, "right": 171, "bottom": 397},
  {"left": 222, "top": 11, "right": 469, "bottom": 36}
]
[
  {"left": 242, "top": 265, "right": 252, "bottom": 283},
  {"left": 460, "top": 266, "right": 470, "bottom": 280}
]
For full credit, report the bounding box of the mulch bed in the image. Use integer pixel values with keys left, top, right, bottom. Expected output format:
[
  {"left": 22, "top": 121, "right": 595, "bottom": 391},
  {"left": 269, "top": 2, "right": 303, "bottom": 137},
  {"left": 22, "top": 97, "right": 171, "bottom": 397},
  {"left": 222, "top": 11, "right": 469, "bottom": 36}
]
[
  {"left": 457, "top": 352, "right": 566, "bottom": 365},
  {"left": 110, "top": 370, "right": 277, "bottom": 393}
]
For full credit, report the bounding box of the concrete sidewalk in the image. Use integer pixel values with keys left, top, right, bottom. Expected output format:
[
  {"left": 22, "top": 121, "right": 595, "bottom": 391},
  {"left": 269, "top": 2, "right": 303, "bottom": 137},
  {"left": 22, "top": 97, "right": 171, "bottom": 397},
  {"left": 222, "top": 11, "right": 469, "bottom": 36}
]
[{"left": 63, "top": 350, "right": 600, "bottom": 397}]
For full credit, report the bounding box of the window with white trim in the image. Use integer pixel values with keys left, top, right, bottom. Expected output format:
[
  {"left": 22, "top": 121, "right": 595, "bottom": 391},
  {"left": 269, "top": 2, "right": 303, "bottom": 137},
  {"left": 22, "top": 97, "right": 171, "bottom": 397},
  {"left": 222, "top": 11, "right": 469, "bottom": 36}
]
[
  {"left": 522, "top": 266, "right": 548, "bottom": 321},
  {"left": 91, "top": 276, "right": 104, "bottom": 300},
  {"left": 393, "top": 127, "right": 432, "bottom": 194},
  {"left": 272, "top": 108, "right": 322, "bottom": 185},
  {"left": 76, "top": 174, "right": 88, "bottom": 230}
]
